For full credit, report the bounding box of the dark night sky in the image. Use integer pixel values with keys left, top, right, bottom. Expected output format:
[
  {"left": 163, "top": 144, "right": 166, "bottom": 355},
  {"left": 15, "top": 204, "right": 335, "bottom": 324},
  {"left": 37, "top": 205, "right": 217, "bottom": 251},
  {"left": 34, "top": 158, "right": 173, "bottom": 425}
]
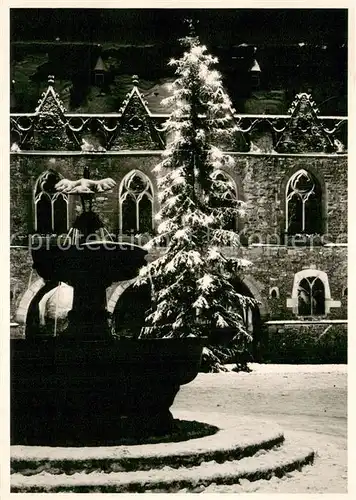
[{"left": 10, "top": 8, "right": 348, "bottom": 47}]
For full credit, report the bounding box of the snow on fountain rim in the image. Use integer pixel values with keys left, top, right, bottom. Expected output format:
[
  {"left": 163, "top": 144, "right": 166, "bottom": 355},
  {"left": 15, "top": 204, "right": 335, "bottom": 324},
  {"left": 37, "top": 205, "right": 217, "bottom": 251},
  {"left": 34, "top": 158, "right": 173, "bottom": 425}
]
[{"left": 11, "top": 412, "right": 283, "bottom": 462}]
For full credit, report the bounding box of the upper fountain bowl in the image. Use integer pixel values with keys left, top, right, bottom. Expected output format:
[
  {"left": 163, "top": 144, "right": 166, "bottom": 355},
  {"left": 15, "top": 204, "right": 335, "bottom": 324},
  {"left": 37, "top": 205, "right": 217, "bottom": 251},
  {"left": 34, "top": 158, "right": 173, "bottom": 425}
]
[{"left": 31, "top": 242, "right": 148, "bottom": 287}]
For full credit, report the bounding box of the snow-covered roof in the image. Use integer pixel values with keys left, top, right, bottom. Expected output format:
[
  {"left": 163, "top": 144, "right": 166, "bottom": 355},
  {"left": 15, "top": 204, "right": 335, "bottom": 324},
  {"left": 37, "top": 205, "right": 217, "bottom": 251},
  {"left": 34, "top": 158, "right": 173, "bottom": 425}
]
[
  {"left": 94, "top": 56, "right": 108, "bottom": 72},
  {"left": 141, "top": 79, "right": 175, "bottom": 114},
  {"left": 249, "top": 59, "right": 261, "bottom": 73}
]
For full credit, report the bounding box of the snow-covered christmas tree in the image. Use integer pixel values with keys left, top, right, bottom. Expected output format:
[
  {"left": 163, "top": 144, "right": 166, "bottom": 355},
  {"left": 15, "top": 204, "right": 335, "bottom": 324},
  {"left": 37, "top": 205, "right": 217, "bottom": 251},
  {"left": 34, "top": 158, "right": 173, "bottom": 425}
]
[{"left": 137, "top": 23, "right": 256, "bottom": 370}]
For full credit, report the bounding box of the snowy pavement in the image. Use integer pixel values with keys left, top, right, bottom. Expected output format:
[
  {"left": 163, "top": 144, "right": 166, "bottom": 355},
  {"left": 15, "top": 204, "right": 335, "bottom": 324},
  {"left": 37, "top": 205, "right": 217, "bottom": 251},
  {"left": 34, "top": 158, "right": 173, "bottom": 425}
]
[
  {"left": 173, "top": 364, "right": 347, "bottom": 493},
  {"left": 10, "top": 364, "right": 348, "bottom": 493},
  {"left": 236, "top": 363, "right": 347, "bottom": 373}
]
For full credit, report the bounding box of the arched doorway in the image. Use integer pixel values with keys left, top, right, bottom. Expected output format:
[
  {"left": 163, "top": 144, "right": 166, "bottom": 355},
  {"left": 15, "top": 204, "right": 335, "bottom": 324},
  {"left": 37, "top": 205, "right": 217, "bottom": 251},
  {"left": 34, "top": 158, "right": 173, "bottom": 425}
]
[
  {"left": 112, "top": 283, "right": 151, "bottom": 338},
  {"left": 25, "top": 282, "right": 74, "bottom": 338},
  {"left": 25, "top": 281, "right": 57, "bottom": 338}
]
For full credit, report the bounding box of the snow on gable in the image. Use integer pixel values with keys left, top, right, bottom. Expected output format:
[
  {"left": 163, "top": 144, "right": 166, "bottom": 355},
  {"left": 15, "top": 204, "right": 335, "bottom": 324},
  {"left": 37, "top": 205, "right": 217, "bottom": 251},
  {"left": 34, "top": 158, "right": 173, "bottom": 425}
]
[
  {"left": 35, "top": 75, "right": 66, "bottom": 115},
  {"left": 119, "top": 76, "right": 152, "bottom": 117},
  {"left": 30, "top": 76, "right": 75, "bottom": 150},
  {"left": 110, "top": 75, "right": 164, "bottom": 150},
  {"left": 275, "top": 93, "right": 336, "bottom": 153}
]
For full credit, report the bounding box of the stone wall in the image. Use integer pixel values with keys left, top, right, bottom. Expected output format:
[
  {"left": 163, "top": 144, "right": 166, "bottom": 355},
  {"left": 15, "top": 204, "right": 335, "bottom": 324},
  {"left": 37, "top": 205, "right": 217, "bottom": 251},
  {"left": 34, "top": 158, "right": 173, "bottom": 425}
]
[
  {"left": 9, "top": 150, "right": 347, "bottom": 361},
  {"left": 263, "top": 322, "right": 347, "bottom": 364},
  {"left": 238, "top": 246, "right": 347, "bottom": 321},
  {"left": 10, "top": 154, "right": 161, "bottom": 239},
  {"left": 10, "top": 153, "right": 347, "bottom": 243},
  {"left": 230, "top": 154, "right": 347, "bottom": 243}
]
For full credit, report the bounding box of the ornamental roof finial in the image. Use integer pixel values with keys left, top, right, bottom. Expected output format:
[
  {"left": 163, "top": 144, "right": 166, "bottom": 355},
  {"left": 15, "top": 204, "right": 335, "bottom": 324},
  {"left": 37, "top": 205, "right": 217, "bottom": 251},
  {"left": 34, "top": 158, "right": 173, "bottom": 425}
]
[
  {"left": 48, "top": 75, "right": 55, "bottom": 85},
  {"left": 132, "top": 74, "right": 139, "bottom": 86}
]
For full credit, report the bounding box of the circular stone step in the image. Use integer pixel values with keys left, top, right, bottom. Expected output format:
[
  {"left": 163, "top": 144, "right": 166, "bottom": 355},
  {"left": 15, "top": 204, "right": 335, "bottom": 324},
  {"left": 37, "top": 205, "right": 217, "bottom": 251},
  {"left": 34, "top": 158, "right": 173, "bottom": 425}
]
[
  {"left": 11, "top": 440, "right": 315, "bottom": 493},
  {"left": 11, "top": 413, "right": 284, "bottom": 475},
  {"left": 10, "top": 412, "right": 316, "bottom": 493}
]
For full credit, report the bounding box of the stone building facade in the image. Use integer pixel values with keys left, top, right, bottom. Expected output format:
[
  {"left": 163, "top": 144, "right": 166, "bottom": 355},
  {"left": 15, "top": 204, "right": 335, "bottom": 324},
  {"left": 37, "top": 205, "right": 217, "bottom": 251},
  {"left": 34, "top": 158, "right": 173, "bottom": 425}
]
[{"left": 10, "top": 76, "right": 347, "bottom": 362}]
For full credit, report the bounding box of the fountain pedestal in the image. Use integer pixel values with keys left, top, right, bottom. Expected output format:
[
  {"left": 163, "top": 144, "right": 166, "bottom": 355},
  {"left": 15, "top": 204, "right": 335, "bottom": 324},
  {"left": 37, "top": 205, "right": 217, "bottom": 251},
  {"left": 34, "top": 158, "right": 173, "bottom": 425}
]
[{"left": 30, "top": 242, "right": 148, "bottom": 339}]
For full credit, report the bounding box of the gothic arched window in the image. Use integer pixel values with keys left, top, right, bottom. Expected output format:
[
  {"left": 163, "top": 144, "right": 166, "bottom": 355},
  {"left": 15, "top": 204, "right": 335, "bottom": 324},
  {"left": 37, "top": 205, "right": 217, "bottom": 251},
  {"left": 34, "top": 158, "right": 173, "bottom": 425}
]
[
  {"left": 298, "top": 276, "right": 325, "bottom": 316},
  {"left": 34, "top": 170, "right": 68, "bottom": 234},
  {"left": 286, "top": 169, "right": 323, "bottom": 235},
  {"left": 119, "top": 170, "right": 154, "bottom": 234},
  {"left": 287, "top": 269, "right": 340, "bottom": 316},
  {"left": 211, "top": 170, "right": 239, "bottom": 231}
]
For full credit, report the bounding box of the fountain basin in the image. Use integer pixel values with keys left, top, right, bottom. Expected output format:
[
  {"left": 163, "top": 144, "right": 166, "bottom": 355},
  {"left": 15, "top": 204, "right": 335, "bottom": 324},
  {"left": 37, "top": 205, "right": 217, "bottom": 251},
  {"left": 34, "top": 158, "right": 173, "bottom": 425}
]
[
  {"left": 11, "top": 337, "right": 205, "bottom": 446},
  {"left": 31, "top": 242, "right": 148, "bottom": 285}
]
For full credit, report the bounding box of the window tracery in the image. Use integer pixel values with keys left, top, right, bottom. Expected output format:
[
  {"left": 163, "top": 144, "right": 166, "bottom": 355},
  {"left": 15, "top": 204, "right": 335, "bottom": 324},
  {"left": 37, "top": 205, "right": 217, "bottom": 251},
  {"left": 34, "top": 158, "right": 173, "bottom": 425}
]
[
  {"left": 286, "top": 169, "right": 322, "bottom": 235},
  {"left": 34, "top": 170, "right": 68, "bottom": 234},
  {"left": 119, "top": 170, "right": 154, "bottom": 233}
]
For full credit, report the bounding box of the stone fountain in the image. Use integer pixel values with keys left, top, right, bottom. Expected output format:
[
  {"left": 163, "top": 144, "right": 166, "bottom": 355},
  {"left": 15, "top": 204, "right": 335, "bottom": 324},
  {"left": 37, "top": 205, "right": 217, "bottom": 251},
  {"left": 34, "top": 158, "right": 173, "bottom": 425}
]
[{"left": 11, "top": 171, "right": 205, "bottom": 446}]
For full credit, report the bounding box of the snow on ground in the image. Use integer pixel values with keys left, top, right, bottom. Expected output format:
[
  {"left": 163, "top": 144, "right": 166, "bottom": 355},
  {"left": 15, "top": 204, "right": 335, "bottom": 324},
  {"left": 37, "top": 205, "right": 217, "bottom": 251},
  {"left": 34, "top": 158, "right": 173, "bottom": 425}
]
[
  {"left": 173, "top": 364, "right": 347, "bottom": 493},
  {"left": 227, "top": 363, "right": 347, "bottom": 373},
  {"left": 198, "top": 428, "right": 347, "bottom": 494},
  {"left": 11, "top": 364, "right": 348, "bottom": 494}
]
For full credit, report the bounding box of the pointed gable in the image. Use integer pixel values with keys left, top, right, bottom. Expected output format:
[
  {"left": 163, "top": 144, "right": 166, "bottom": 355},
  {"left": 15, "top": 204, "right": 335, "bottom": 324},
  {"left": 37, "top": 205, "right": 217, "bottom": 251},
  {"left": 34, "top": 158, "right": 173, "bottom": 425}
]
[
  {"left": 119, "top": 75, "right": 152, "bottom": 117},
  {"left": 35, "top": 75, "right": 67, "bottom": 115},
  {"left": 275, "top": 93, "right": 336, "bottom": 153},
  {"left": 109, "top": 75, "right": 164, "bottom": 151},
  {"left": 30, "top": 76, "right": 76, "bottom": 151}
]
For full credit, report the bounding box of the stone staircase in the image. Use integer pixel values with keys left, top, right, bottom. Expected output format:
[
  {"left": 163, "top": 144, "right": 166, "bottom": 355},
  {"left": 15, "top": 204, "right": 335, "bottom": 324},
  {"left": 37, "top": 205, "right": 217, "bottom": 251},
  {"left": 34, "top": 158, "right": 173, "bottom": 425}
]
[{"left": 11, "top": 412, "right": 315, "bottom": 493}]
